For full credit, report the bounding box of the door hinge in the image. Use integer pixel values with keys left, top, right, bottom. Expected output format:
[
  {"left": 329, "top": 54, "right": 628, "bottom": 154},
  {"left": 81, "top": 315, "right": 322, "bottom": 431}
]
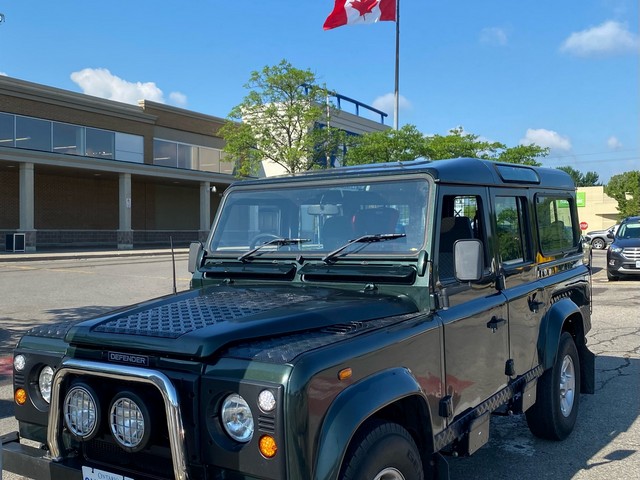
[
  {"left": 439, "top": 395, "right": 453, "bottom": 418},
  {"left": 505, "top": 359, "right": 515, "bottom": 377}
]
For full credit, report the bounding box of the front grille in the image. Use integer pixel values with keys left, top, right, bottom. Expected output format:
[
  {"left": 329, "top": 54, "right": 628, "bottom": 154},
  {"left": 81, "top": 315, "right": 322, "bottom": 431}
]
[
  {"left": 622, "top": 247, "right": 640, "bottom": 261},
  {"left": 85, "top": 438, "right": 173, "bottom": 479}
]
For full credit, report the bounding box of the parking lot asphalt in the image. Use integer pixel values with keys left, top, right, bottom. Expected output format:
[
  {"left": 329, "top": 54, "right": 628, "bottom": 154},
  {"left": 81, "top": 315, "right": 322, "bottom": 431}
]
[{"left": 1, "top": 249, "right": 639, "bottom": 480}]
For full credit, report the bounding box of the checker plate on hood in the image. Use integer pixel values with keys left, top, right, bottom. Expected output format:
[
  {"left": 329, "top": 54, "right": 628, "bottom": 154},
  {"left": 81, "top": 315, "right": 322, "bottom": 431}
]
[{"left": 93, "top": 290, "right": 315, "bottom": 339}]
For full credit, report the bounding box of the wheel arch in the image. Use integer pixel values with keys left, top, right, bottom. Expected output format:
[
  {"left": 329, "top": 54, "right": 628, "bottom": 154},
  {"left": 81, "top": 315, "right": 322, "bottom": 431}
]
[
  {"left": 538, "top": 297, "right": 594, "bottom": 393},
  {"left": 312, "top": 367, "right": 433, "bottom": 480}
]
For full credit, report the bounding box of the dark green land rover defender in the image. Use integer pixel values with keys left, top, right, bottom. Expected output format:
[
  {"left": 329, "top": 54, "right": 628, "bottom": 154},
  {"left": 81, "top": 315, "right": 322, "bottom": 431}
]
[{"left": 2, "top": 158, "right": 594, "bottom": 480}]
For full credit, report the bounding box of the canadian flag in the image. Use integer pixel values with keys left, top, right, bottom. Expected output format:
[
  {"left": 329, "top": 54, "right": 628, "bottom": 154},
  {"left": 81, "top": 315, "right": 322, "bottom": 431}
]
[{"left": 323, "top": 0, "right": 396, "bottom": 30}]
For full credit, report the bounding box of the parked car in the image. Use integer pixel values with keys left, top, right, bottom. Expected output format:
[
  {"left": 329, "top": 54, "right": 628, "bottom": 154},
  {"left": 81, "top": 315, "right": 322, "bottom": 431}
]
[
  {"left": 584, "top": 224, "right": 618, "bottom": 249},
  {"left": 607, "top": 216, "right": 640, "bottom": 281}
]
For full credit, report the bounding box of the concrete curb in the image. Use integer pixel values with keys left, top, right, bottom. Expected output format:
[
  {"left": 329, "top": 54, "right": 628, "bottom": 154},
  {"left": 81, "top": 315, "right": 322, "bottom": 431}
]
[{"left": 0, "top": 249, "right": 189, "bottom": 263}]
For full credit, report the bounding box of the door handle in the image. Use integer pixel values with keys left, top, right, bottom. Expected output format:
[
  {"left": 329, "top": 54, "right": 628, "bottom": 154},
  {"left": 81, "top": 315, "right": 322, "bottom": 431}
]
[{"left": 486, "top": 316, "right": 507, "bottom": 333}]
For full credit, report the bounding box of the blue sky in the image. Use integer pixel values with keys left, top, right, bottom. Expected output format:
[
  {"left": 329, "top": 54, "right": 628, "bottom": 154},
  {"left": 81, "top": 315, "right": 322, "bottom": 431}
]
[{"left": 1, "top": 1, "right": 637, "bottom": 183}]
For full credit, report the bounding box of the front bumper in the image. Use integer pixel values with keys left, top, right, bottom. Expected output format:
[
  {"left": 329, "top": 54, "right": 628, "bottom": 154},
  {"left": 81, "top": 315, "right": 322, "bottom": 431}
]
[
  {"left": 607, "top": 254, "right": 640, "bottom": 276},
  {"left": 1, "top": 431, "right": 82, "bottom": 480}
]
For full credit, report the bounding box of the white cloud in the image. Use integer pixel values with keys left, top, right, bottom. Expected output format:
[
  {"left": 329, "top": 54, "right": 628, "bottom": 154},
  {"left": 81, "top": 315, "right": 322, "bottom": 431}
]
[
  {"left": 70, "top": 68, "right": 187, "bottom": 107},
  {"left": 560, "top": 20, "right": 639, "bottom": 57},
  {"left": 607, "top": 136, "right": 623, "bottom": 150},
  {"left": 371, "top": 92, "right": 411, "bottom": 116},
  {"left": 169, "top": 91, "right": 188, "bottom": 107},
  {"left": 0, "top": 72, "right": 7, "bottom": 76},
  {"left": 480, "top": 27, "right": 508, "bottom": 46},
  {"left": 520, "top": 128, "right": 572, "bottom": 151}
]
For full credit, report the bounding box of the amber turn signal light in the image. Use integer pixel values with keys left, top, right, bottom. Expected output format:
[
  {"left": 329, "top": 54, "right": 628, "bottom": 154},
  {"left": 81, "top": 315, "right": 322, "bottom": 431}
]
[
  {"left": 15, "top": 388, "right": 27, "bottom": 405},
  {"left": 259, "top": 435, "right": 277, "bottom": 458},
  {"left": 338, "top": 368, "right": 352, "bottom": 381}
]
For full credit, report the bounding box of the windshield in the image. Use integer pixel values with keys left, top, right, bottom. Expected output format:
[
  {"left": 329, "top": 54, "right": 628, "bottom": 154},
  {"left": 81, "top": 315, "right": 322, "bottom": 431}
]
[
  {"left": 208, "top": 177, "right": 429, "bottom": 257},
  {"left": 617, "top": 221, "right": 640, "bottom": 239}
]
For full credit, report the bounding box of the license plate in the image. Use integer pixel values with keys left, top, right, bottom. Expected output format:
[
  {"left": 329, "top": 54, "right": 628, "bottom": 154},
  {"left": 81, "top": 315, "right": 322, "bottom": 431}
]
[
  {"left": 636, "top": 261, "right": 640, "bottom": 268},
  {"left": 82, "top": 466, "right": 134, "bottom": 480}
]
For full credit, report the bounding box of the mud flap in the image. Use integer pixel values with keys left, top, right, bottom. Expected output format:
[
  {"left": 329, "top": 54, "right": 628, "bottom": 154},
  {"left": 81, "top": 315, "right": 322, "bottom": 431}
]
[
  {"left": 429, "top": 452, "right": 450, "bottom": 480},
  {"left": 580, "top": 344, "right": 595, "bottom": 394}
]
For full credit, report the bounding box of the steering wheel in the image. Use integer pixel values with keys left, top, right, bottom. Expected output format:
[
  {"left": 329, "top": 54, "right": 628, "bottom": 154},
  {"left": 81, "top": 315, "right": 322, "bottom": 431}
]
[{"left": 249, "top": 233, "right": 280, "bottom": 249}]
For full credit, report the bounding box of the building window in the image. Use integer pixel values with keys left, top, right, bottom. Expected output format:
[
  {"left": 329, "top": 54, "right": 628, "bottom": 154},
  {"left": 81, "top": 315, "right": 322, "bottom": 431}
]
[
  {"left": 15, "top": 116, "right": 51, "bottom": 151},
  {"left": 0, "top": 112, "right": 15, "bottom": 147},
  {"left": 178, "top": 144, "right": 196, "bottom": 169},
  {"left": 115, "top": 132, "right": 144, "bottom": 163},
  {"left": 86, "top": 128, "right": 115, "bottom": 160},
  {"left": 153, "top": 139, "right": 178, "bottom": 167},
  {"left": 198, "top": 147, "right": 219, "bottom": 172},
  {"left": 53, "top": 122, "right": 83, "bottom": 155}
]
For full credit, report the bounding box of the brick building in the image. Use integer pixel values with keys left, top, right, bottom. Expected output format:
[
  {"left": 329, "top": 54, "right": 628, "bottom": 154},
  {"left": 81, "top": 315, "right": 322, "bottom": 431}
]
[{"left": 1, "top": 76, "right": 388, "bottom": 252}]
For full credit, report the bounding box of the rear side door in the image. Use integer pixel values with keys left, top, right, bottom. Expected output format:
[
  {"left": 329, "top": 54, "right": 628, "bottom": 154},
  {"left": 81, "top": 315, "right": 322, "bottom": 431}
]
[
  {"left": 435, "top": 187, "right": 510, "bottom": 418},
  {"left": 491, "top": 190, "right": 544, "bottom": 376}
]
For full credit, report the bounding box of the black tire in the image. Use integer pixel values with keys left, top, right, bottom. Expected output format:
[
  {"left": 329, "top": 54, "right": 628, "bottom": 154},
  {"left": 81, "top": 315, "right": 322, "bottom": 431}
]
[
  {"left": 591, "top": 238, "right": 606, "bottom": 250},
  {"left": 526, "top": 332, "right": 580, "bottom": 440},
  {"left": 341, "top": 421, "right": 424, "bottom": 480}
]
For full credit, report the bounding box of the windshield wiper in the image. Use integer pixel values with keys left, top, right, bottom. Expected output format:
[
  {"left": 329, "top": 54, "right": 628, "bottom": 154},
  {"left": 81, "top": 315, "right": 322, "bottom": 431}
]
[
  {"left": 238, "top": 238, "right": 310, "bottom": 262},
  {"left": 322, "top": 233, "right": 406, "bottom": 264}
]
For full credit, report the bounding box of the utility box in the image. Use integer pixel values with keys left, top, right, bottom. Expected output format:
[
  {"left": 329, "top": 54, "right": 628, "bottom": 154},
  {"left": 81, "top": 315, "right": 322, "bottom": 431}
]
[{"left": 5, "top": 233, "right": 26, "bottom": 253}]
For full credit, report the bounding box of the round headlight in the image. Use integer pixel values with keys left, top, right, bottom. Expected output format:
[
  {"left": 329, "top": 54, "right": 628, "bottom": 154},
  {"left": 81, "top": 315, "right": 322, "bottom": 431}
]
[
  {"left": 13, "top": 355, "right": 26, "bottom": 372},
  {"left": 258, "top": 389, "right": 276, "bottom": 413},
  {"left": 221, "top": 394, "right": 254, "bottom": 442},
  {"left": 109, "top": 392, "right": 150, "bottom": 452},
  {"left": 38, "top": 366, "right": 54, "bottom": 403},
  {"left": 63, "top": 384, "right": 99, "bottom": 440}
]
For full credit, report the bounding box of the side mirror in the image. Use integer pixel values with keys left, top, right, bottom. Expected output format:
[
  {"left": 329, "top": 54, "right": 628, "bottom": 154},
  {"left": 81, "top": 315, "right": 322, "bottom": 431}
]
[
  {"left": 454, "top": 239, "right": 484, "bottom": 282},
  {"left": 607, "top": 233, "right": 614, "bottom": 239},
  {"left": 188, "top": 241, "right": 203, "bottom": 273}
]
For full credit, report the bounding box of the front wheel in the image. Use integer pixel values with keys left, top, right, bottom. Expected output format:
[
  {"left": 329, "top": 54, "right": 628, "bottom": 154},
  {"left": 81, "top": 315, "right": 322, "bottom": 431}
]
[
  {"left": 341, "top": 421, "right": 424, "bottom": 480},
  {"left": 526, "top": 332, "right": 581, "bottom": 440},
  {"left": 591, "top": 238, "right": 606, "bottom": 250}
]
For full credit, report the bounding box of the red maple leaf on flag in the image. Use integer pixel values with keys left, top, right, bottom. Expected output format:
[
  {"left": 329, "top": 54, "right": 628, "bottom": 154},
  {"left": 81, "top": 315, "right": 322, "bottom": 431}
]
[{"left": 350, "top": 0, "right": 379, "bottom": 18}]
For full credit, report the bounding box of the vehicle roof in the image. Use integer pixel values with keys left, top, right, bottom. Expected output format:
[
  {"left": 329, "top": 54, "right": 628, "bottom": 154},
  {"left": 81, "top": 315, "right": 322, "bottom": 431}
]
[
  {"left": 621, "top": 216, "right": 640, "bottom": 224},
  {"left": 235, "top": 157, "right": 575, "bottom": 190}
]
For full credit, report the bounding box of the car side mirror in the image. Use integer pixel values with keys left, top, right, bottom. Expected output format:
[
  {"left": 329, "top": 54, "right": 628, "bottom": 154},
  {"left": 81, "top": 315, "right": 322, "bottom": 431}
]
[
  {"left": 188, "top": 241, "right": 203, "bottom": 273},
  {"left": 454, "top": 239, "right": 484, "bottom": 282}
]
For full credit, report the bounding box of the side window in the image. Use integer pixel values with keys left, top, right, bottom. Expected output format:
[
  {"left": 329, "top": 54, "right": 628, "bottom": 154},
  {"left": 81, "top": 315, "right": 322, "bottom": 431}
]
[
  {"left": 535, "top": 195, "right": 578, "bottom": 254},
  {"left": 495, "top": 196, "right": 530, "bottom": 265},
  {"left": 438, "top": 194, "right": 487, "bottom": 282}
]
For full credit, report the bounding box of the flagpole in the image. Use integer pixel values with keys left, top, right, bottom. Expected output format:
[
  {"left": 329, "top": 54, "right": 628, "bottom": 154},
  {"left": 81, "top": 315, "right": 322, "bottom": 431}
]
[{"left": 394, "top": 0, "right": 400, "bottom": 130}]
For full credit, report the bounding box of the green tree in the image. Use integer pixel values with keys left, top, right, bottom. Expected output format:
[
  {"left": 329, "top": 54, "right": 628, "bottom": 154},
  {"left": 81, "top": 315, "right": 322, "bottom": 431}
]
[
  {"left": 423, "top": 127, "right": 504, "bottom": 160},
  {"left": 343, "top": 124, "right": 430, "bottom": 165},
  {"left": 556, "top": 166, "right": 601, "bottom": 187},
  {"left": 496, "top": 144, "right": 548, "bottom": 166},
  {"left": 218, "top": 60, "right": 344, "bottom": 176},
  {"left": 345, "top": 125, "right": 548, "bottom": 166},
  {"left": 605, "top": 171, "right": 640, "bottom": 218}
]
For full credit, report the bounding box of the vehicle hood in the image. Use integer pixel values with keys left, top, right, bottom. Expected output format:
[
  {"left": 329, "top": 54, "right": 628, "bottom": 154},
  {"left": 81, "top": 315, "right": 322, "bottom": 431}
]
[
  {"left": 612, "top": 238, "right": 640, "bottom": 249},
  {"left": 585, "top": 229, "right": 609, "bottom": 237},
  {"left": 64, "top": 285, "right": 418, "bottom": 359}
]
